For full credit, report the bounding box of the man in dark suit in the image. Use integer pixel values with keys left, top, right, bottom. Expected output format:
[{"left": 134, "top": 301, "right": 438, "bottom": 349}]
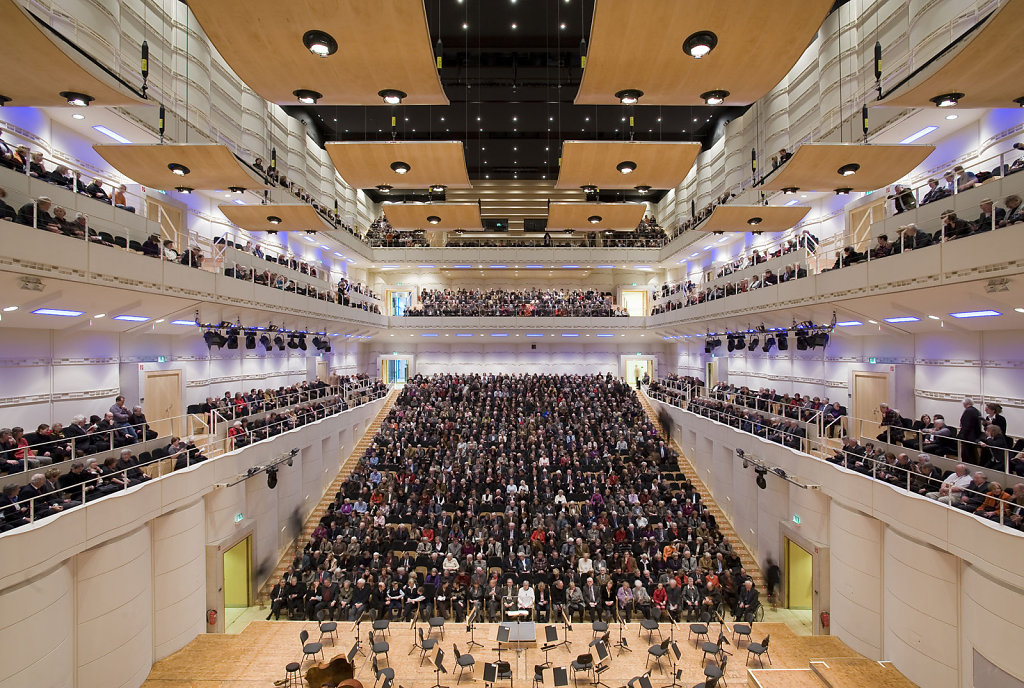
[
  {"left": 959, "top": 398, "right": 983, "bottom": 462},
  {"left": 18, "top": 473, "right": 64, "bottom": 519},
  {"left": 285, "top": 575, "right": 306, "bottom": 619},
  {"left": 582, "top": 577, "right": 601, "bottom": 621},
  {"left": 1002, "top": 194, "right": 1024, "bottom": 226},
  {"left": 974, "top": 198, "right": 1005, "bottom": 232},
  {"left": 734, "top": 580, "right": 759, "bottom": 621},
  {"left": 894, "top": 223, "right": 932, "bottom": 252}
]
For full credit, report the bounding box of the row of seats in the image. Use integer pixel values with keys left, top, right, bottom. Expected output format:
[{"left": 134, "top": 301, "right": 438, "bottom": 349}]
[{"left": 405, "top": 289, "right": 629, "bottom": 317}]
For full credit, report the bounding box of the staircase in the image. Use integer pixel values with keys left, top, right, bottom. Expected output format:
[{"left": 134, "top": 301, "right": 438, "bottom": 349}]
[
  {"left": 636, "top": 392, "right": 766, "bottom": 591},
  {"left": 258, "top": 389, "right": 399, "bottom": 601}
]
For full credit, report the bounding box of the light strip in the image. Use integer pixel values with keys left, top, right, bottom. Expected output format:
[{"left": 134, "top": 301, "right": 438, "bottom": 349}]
[
  {"left": 561, "top": 265, "right": 579, "bottom": 269},
  {"left": 784, "top": 199, "right": 800, "bottom": 206},
  {"left": 525, "top": 333, "right": 545, "bottom": 337},
  {"left": 420, "top": 333, "right": 438, "bottom": 337},
  {"left": 949, "top": 310, "right": 1001, "bottom": 318},
  {"left": 596, "top": 265, "right": 616, "bottom": 269},
  {"left": 835, "top": 320, "right": 862, "bottom": 327},
  {"left": 900, "top": 126, "right": 938, "bottom": 144},
  {"left": 455, "top": 333, "right": 474, "bottom": 337},
  {"left": 883, "top": 316, "right": 920, "bottom": 323},
  {"left": 112, "top": 315, "right": 149, "bottom": 322},
  {"left": 417, "top": 264, "right": 436, "bottom": 268},
  {"left": 490, "top": 333, "right": 508, "bottom": 337},
  {"left": 92, "top": 125, "right": 132, "bottom": 144},
  {"left": 595, "top": 333, "right": 615, "bottom": 337},
  {"left": 489, "top": 265, "right": 508, "bottom": 269},
  {"left": 525, "top": 264, "right": 544, "bottom": 268},
  {"left": 561, "top": 333, "right": 580, "bottom": 337},
  {"left": 32, "top": 308, "right": 83, "bottom": 317},
  {"left": 381, "top": 265, "right": 400, "bottom": 269},
  {"left": 170, "top": 320, "right": 197, "bottom": 326},
  {"left": 453, "top": 264, "right": 472, "bottom": 268},
  {"left": 633, "top": 265, "right": 651, "bottom": 269}
]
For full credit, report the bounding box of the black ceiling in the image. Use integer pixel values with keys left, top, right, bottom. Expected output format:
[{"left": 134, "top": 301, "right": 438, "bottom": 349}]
[{"left": 290, "top": 0, "right": 748, "bottom": 197}]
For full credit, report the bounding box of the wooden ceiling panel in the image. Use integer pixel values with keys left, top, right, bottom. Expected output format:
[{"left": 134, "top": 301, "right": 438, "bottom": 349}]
[
  {"left": 381, "top": 203, "right": 482, "bottom": 230},
  {"left": 325, "top": 141, "right": 471, "bottom": 190},
  {"left": 555, "top": 141, "right": 700, "bottom": 190},
  {"left": 761, "top": 143, "right": 935, "bottom": 193},
  {"left": 576, "top": 0, "right": 832, "bottom": 106},
  {"left": 698, "top": 205, "right": 810, "bottom": 233},
  {"left": 877, "top": 2, "right": 1024, "bottom": 109},
  {"left": 0, "top": 0, "right": 147, "bottom": 107},
  {"left": 218, "top": 204, "right": 330, "bottom": 232},
  {"left": 93, "top": 144, "right": 268, "bottom": 191},
  {"left": 187, "top": 0, "right": 446, "bottom": 106},
  {"left": 546, "top": 203, "right": 646, "bottom": 231}
]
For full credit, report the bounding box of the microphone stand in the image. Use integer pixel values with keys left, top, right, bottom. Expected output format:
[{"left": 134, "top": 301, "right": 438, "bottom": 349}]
[{"left": 614, "top": 613, "right": 631, "bottom": 653}]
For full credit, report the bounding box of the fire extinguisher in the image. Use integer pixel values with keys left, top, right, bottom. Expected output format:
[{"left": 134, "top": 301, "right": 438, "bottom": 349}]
[
  {"left": 820, "top": 611, "right": 830, "bottom": 628},
  {"left": 207, "top": 609, "right": 218, "bottom": 626}
]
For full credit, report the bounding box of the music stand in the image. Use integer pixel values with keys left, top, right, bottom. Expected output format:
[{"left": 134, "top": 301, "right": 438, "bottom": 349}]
[
  {"left": 659, "top": 642, "right": 683, "bottom": 688},
  {"left": 466, "top": 607, "right": 483, "bottom": 650},
  {"left": 665, "top": 614, "right": 678, "bottom": 643},
  {"left": 495, "top": 623, "right": 511, "bottom": 663},
  {"left": 541, "top": 625, "right": 560, "bottom": 666},
  {"left": 430, "top": 648, "right": 448, "bottom": 688},
  {"left": 560, "top": 609, "right": 574, "bottom": 648},
  {"left": 353, "top": 611, "right": 370, "bottom": 656},
  {"left": 591, "top": 641, "right": 612, "bottom": 688},
  {"left": 614, "top": 613, "right": 631, "bottom": 653},
  {"left": 347, "top": 643, "right": 360, "bottom": 666},
  {"left": 553, "top": 667, "right": 569, "bottom": 688},
  {"left": 483, "top": 661, "right": 511, "bottom": 688}
]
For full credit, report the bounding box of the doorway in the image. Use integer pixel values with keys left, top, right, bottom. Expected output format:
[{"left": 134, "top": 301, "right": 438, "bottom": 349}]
[
  {"left": 619, "top": 290, "right": 649, "bottom": 317},
  {"left": 316, "top": 359, "right": 329, "bottom": 382},
  {"left": 387, "top": 289, "right": 414, "bottom": 316},
  {"left": 847, "top": 196, "right": 887, "bottom": 253},
  {"left": 785, "top": 538, "right": 813, "bottom": 610},
  {"left": 705, "top": 359, "right": 719, "bottom": 389},
  {"left": 223, "top": 536, "right": 252, "bottom": 629},
  {"left": 144, "top": 369, "right": 182, "bottom": 437},
  {"left": 624, "top": 357, "right": 653, "bottom": 389},
  {"left": 381, "top": 358, "right": 409, "bottom": 384},
  {"left": 852, "top": 371, "right": 889, "bottom": 440},
  {"left": 145, "top": 196, "right": 184, "bottom": 245}
]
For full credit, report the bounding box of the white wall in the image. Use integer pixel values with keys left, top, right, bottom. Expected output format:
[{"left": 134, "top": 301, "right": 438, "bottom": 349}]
[
  {"left": 0, "top": 394, "right": 386, "bottom": 688},
  {"left": 0, "top": 326, "right": 361, "bottom": 430},
  {"left": 652, "top": 395, "right": 1024, "bottom": 688}
]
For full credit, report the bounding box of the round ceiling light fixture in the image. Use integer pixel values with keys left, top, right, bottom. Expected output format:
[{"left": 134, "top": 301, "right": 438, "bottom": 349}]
[
  {"left": 634, "top": 185, "right": 651, "bottom": 194},
  {"left": 175, "top": 186, "right": 193, "bottom": 194},
  {"left": 1014, "top": 97, "right": 1024, "bottom": 107},
  {"left": 390, "top": 161, "right": 411, "bottom": 174},
  {"left": 700, "top": 90, "right": 729, "bottom": 105},
  {"left": 781, "top": 187, "right": 799, "bottom": 195},
  {"left": 580, "top": 184, "right": 598, "bottom": 194},
  {"left": 168, "top": 163, "right": 191, "bottom": 176},
  {"left": 0, "top": 95, "right": 11, "bottom": 106},
  {"left": 378, "top": 89, "right": 407, "bottom": 105},
  {"left": 616, "top": 160, "right": 637, "bottom": 174},
  {"left": 588, "top": 215, "right": 603, "bottom": 224},
  {"left": 614, "top": 89, "right": 644, "bottom": 105},
  {"left": 838, "top": 163, "right": 860, "bottom": 176},
  {"left": 930, "top": 92, "right": 963, "bottom": 108},
  {"left": 376, "top": 184, "right": 392, "bottom": 193},
  {"left": 427, "top": 215, "right": 442, "bottom": 225},
  {"left": 429, "top": 184, "right": 447, "bottom": 193},
  {"left": 747, "top": 217, "right": 763, "bottom": 226},
  {"left": 60, "top": 91, "right": 94, "bottom": 107},
  {"left": 267, "top": 216, "right": 283, "bottom": 224},
  {"left": 835, "top": 187, "right": 852, "bottom": 195},
  {"left": 229, "top": 186, "right": 245, "bottom": 194},
  {"left": 293, "top": 89, "right": 322, "bottom": 104},
  {"left": 302, "top": 30, "right": 338, "bottom": 57},
  {"left": 683, "top": 31, "right": 718, "bottom": 59}
]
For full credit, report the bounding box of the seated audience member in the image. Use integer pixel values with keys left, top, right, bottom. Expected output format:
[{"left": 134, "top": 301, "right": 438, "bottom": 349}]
[
  {"left": 910, "top": 458, "right": 943, "bottom": 495},
  {"left": 926, "top": 464, "right": 972, "bottom": 503},
  {"left": 113, "top": 184, "right": 135, "bottom": 213},
  {"left": 94, "top": 412, "right": 133, "bottom": 448},
  {"left": 974, "top": 198, "right": 1005, "bottom": 232},
  {"left": 162, "top": 239, "right": 178, "bottom": 261},
  {"left": 28, "top": 151, "right": 46, "bottom": 177},
  {"left": 17, "top": 196, "right": 61, "bottom": 232},
  {"left": 58, "top": 461, "right": 102, "bottom": 501},
  {"left": 870, "top": 234, "right": 894, "bottom": 259},
  {"left": 51, "top": 206, "right": 78, "bottom": 237},
  {"left": 109, "top": 395, "right": 139, "bottom": 442},
  {"left": 24, "top": 424, "right": 72, "bottom": 462},
  {"left": 890, "top": 184, "right": 916, "bottom": 214},
  {"left": 115, "top": 449, "right": 152, "bottom": 485},
  {"left": 921, "top": 417, "right": 954, "bottom": 455},
  {"left": 62, "top": 415, "right": 101, "bottom": 455},
  {"left": 0, "top": 187, "right": 16, "bottom": 222},
  {"left": 47, "top": 165, "right": 74, "bottom": 189},
  {"left": 978, "top": 425, "right": 1010, "bottom": 470},
  {"left": 953, "top": 165, "right": 978, "bottom": 192},
  {"left": 894, "top": 223, "right": 932, "bottom": 252},
  {"left": 936, "top": 210, "right": 972, "bottom": 242},
  {"left": 919, "top": 178, "right": 950, "bottom": 205},
  {"left": 0, "top": 483, "right": 30, "bottom": 529},
  {"left": 0, "top": 129, "right": 17, "bottom": 168},
  {"left": 955, "top": 472, "right": 990, "bottom": 512},
  {"left": 975, "top": 481, "right": 1011, "bottom": 520},
  {"left": 84, "top": 178, "right": 110, "bottom": 203},
  {"left": 142, "top": 234, "right": 161, "bottom": 256},
  {"left": 1002, "top": 194, "right": 1024, "bottom": 226},
  {"left": 18, "top": 473, "right": 67, "bottom": 519},
  {"left": 11, "top": 427, "right": 51, "bottom": 468},
  {"left": 170, "top": 437, "right": 208, "bottom": 470}
]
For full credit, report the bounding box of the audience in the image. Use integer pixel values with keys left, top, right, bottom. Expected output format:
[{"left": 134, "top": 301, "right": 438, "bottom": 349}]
[{"left": 406, "top": 289, "right": 628, "bottom": 317}]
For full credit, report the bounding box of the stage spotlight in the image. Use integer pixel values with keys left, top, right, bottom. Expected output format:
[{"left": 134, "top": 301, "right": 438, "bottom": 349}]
[
  {"left": 298, "top": 334, "right": 307, "bottom": 351},
  {"left": 225, "top": 327, "right": 240, "bottom": 350},
  {"left": 762, "top": 335, "right": 776, "bottom": 353},
  {"left": 245, "top": 332, "right": 256, "bottom": 349},
  {"left": 813, "top": 331, "right": 830, "bottom": 348},
  {"left": 734, "top": 333, "right": 745, "bottom": 350},
  {"left": 287, "top": 334, "right": 299, "bottom": 349},
  {"left": 755, "top": 467, "right": 768, "bottom": 489},
  {"left": 727, "top": 334, "right": 736, "bottom": 352},
  {"left": 203, "top": 330, "right": 227, "bottom": 348},
  {"left": 274, "top": 335, "right": 285, "bottom": 351},
  {"left": 259, "top": 334, "right": 272, "bottom": 350},
  {"left": 747, "top": 336, "right": 759, "bottom": 352},
  {"left": 266, "top": 466, "right": 278, "bottom": 489},
  {"left": 777, "top": 333, "right": 789, "bottom": 351}
]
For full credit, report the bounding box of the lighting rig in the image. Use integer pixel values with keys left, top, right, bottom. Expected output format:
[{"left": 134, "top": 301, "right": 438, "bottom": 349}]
[
  {"left": 219, "top": 448, "right": 300, "bottom": 489},
  {"left": 704, "top": 314, "right": 837, "bottom": 354},
  {"left": 736, "top": 449, "right": 819, "bottom": 490},
  {"left": 194, "top": 317, "right": 333, "bottom": 353}
]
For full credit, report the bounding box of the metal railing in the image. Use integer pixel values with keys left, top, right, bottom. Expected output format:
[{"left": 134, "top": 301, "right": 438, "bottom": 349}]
[
  {"left": 660, "top": 395, "right": 1023, "bottom": 528},
  {"left": 0, "top": 383, "right": 390, "bottom": 530}
]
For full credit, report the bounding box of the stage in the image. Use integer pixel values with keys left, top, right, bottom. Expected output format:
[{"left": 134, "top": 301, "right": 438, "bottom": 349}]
[{"left": 140, "top": 620, "right": 917, "bottom": 687}]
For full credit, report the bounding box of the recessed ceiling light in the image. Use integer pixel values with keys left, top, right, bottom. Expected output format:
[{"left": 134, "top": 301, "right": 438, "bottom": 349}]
[
  {"left": 747, "top": 217, "right": 762, "bottom": 225},
  {"left": 634, "top": 185, "right": 651, "bottom": 194},
  {"left": 949, "top": 310, "right": 1001, "bottom": 318},
  {"left": 588, "top": 215, "right": 602, "bottom": 224},
  {"left": 838, "top": 163, "right": 860, "bottom": 176},
  {"left": 168, "top": 163, "right": 190, "bottom": 176},
  {"left": 616, "top": 160, "right": 636, "bottom": 174},
  {"left": 700, "top": 90, "right": 729, "bottom": 105},
  {"left": 293, "top": 89, "right": 322, "bottom": 104},
  {"left": 71, "top": 113, "right": 85, "bottom": 120},
  {"left": 267, "top": 216, "right": 282, "bottom": 224},
  {"left": 378, "top": 89, "right": 407, "bottom": 105},
  {"left": 376, "top": 184, "right": 392, "bottom": 193},
  {"left": 390, "top": 161, "right": 411, "bottom": 174},
  {"left": 427, "top": 216, "right": 441, "bottom": 224},
  {"left": 900, "top": 126, "right": 938, "bottom": 144},
  {"left": 511, "top": 23, "right": 517, "bottom": 29},
  {"left": 2, "top": 306, "right": 17, "bottom": 312},
  {"left": 835, "top": 187, "right": 852, "bottom": 195},
  {"left": 683, "top": 31, "right": 718, "bottom": 59},
  {"left": 302, "top": 30, "right": 338, "bottom": 57},
  {"left": 60, "top": 91, "right": 93, "bottom": 107},
  {"left": 782, "top": 187, "right": 798, "bottom": 194},
  {"left": 930, "top": 92, "right": 963, "bottom": 108},
  {"left": 945, "top": 114, "right": 958, "bottom": 120},
  {"left": 33, "top": 308, "right": 84, "bottom": 317},
  {"left": 615, "top": 89, "right": 644, "bottom": 105}
]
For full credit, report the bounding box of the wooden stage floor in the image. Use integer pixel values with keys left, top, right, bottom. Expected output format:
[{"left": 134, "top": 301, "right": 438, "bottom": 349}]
[{"left": 141, "top": 620, "right": 915, "bottom": 687}]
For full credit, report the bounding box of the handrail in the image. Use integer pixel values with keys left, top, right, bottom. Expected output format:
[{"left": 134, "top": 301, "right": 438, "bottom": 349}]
[
  {"left": 0, "top": 385, "right": 391, "bottom": 530},
  {"left": 656, "top": 394, "right": 1022, "bottom": 529}
]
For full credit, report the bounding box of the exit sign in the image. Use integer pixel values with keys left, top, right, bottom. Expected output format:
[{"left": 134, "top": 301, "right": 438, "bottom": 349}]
[
  {"left": 868, "top": 357, "right": 877, "bottom": 364},
  {"left": 792, "top": 514, "right": 801, "bottom": 525},
  {"left": 234, "top": 513, "right": 244, "bottom": 523}
]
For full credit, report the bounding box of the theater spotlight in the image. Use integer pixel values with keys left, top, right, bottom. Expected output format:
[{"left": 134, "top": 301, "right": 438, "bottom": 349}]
[
  {"left": 259, "top": 334, "right": 272, "bottom": 350},
  {"left": 762, "top": 335, "right": 776, "bottom": 353},
  {"left": 245, "top": 332, "right": 257, "bottom": 349},
  {"left": 225, "top": 327, "right": 240, "bottom": 350},
  {"left": 812, "top": 331, "right": 830, "bottom": 348},
  {"left": 755, "top": 467, "right": 768, "bottom": 489},
  {"left": 287, "top": 334, "right": 298, "bottom": 349},
  {"left": 266, "top": 466, "right": 278, "bottom": 489},
  {"left": 747, "top": 335, "right": 759, "bottom": 352},
  {"left": 776, "top": 332, "right": 789, "bottom": 351},
  {"left": 298, "top": 334, "right": 307, "bottom": 351},
  {"left": 203, "top": 329, "right": 227, "bottom": 348},
  {"left": 796, "top": 329, "right": 808, "bottom": 350},
  {"left": 733, "top": 333, "right": 745, "bottom": 350},
  {"left": 726, "top": 334, "right": 735, "bottom": 352},
  {"left": 273, "top": 335, "right": 285, "bottom": 351}
]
